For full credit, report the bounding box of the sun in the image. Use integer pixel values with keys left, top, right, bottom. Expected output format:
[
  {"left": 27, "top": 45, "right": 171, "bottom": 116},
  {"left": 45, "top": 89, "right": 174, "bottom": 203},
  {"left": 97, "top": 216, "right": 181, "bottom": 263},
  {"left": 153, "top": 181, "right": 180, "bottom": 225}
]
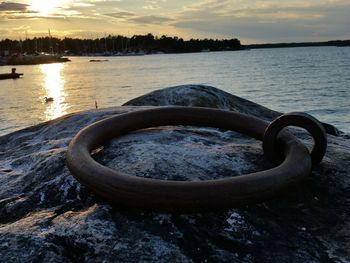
[{"left": 30, "top": 0, "right": 63, "bottom": 16}]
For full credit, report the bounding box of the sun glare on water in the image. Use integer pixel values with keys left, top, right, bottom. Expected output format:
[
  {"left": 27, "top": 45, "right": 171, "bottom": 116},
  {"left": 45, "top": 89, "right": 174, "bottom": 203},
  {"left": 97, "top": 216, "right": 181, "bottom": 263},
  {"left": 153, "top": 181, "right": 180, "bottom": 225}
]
[{"left": 40, "top": 63, "right": 68, "bottom": 120}]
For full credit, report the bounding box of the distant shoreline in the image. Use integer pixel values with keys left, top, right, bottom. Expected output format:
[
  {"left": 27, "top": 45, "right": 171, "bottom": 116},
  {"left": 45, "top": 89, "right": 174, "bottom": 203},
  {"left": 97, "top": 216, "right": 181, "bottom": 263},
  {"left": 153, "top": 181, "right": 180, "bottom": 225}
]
[
  {"left": 1, "top": 34, "right": 349, "bottom": 57},
  {"left": 246, "top": 40, "right": 350, "bottom": 49}
]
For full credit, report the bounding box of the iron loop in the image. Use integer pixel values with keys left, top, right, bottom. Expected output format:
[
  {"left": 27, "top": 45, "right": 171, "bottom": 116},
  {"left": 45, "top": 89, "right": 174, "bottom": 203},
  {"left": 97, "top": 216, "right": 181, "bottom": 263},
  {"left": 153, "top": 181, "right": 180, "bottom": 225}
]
[
  {"left": 67, "top": 107, "right": 314, "bottom": 212},
  {"left": 263, "top": 112, "right": 327, "bottom": 167}
]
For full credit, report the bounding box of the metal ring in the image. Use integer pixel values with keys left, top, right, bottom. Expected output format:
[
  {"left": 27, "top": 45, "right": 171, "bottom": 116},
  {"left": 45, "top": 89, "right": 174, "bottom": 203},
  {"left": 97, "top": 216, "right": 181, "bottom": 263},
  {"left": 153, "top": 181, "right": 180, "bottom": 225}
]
[
  {"left": 67, "top": 107, "right": 312, "bottom": 212},
  {"left": 263, "top": 112, "right": 327, "bottom": 167}
]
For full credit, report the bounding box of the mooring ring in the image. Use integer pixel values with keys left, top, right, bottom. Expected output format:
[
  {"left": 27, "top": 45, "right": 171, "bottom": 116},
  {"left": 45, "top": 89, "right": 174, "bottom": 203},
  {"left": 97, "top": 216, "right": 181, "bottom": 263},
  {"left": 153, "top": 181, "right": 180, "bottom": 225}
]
[
  {"left": 263, "top": 112, "right": 327, "bottom": 167},
  {"left": 67, "top": 107, "right": 314, "bottom": 212}
]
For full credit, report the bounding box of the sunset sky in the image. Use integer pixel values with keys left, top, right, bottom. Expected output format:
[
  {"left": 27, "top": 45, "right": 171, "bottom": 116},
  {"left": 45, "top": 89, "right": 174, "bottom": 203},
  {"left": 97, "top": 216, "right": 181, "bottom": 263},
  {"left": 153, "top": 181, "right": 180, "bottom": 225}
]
[{"left": 0, "top": 0, "right": 349, "bottom": 44}]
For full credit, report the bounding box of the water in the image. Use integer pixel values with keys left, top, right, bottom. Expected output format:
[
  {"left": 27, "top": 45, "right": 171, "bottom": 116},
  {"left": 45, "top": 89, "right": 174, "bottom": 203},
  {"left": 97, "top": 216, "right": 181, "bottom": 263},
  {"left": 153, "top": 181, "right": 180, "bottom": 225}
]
[{"left": 0, "top": 46, "right": 349, "bottom": 136}]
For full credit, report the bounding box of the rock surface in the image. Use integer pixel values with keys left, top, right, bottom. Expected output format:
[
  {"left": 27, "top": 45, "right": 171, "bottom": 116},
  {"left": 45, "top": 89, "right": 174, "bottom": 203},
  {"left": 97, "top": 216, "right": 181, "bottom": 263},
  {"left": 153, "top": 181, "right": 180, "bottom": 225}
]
[
  {"left": 124, "top": 85, "right": 341, "bottom": 136},
  {"left": 124, "top": 85, "right": 281, "bottom": 121},
  {"left": 0, "top": 85, "right": 349, "bottom": 262}
]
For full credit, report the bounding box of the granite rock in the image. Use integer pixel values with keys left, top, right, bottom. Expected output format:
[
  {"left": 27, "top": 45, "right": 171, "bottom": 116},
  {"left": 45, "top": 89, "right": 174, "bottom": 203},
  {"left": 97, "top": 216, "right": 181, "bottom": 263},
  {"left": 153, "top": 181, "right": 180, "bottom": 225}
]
[
  {"left": 124, "top": 85, "right": 341, "bottom": 135},
  {"left": 0, "top": 85, "right": 349, "bottom": 262}
]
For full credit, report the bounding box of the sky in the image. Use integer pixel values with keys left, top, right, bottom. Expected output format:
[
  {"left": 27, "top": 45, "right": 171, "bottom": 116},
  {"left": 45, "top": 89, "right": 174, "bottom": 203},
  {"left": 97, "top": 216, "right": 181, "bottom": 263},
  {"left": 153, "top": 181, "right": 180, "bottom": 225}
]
[{"left": 0, "top": 0, "right": 349, "bottom": 44}]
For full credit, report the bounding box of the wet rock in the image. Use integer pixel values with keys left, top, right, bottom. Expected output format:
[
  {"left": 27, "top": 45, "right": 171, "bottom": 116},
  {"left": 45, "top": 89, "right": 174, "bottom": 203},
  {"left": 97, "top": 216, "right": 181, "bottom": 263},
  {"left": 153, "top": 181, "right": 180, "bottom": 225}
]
[{"left": 0, "top": 85, "right": 349, "bottom": 262}]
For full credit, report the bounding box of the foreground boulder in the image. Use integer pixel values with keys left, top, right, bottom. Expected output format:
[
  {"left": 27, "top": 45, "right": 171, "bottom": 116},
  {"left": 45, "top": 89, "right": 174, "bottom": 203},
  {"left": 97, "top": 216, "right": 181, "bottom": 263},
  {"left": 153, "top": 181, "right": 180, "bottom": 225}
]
[{"left": 0, "top": 85, "right": 349, "bottom": 262}]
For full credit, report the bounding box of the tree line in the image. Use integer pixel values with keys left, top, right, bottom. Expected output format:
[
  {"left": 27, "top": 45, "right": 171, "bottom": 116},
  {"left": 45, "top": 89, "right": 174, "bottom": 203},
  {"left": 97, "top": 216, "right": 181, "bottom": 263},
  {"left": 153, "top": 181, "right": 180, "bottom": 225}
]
[
  {"left": 0, "top": 33, "right": 243, "bottom": 55},
  {"left": 247, "top": 40, "right": 350, "bottom": 49}
]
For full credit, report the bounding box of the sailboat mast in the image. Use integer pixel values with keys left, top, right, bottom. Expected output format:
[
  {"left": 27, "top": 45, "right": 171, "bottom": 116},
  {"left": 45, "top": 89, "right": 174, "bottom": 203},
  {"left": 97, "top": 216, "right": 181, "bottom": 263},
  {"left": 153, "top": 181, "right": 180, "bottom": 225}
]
[{"left": 48, "top": 29, "right": 53, "bottom": 54}]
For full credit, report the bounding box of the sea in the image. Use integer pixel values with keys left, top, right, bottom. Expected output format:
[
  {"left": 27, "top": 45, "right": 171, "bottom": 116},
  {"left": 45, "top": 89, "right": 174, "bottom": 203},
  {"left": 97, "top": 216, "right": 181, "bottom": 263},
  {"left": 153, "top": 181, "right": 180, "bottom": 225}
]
[{"left": 0, "top": 46, "right": 349, "bottom": 136}]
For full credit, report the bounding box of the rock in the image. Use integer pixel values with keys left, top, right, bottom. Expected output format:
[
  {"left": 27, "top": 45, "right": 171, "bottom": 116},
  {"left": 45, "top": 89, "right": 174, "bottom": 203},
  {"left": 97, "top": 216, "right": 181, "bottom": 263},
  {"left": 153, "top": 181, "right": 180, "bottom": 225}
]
[
  {"left": 124, "top": 85, "right": 341, "bottom": 136},
  {"left": 123, "top": 85, "right": 281, "bottom": 121},
  {"left": 0, "top": 85, "right": 349, "bottom": 262}
]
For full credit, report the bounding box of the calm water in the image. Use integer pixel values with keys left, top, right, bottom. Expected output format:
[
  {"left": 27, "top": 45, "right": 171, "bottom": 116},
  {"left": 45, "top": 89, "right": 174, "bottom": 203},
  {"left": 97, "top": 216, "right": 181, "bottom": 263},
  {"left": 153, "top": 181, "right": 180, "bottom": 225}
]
[{"left": 0, "top": 46, "right": 349, "bottom": 136}]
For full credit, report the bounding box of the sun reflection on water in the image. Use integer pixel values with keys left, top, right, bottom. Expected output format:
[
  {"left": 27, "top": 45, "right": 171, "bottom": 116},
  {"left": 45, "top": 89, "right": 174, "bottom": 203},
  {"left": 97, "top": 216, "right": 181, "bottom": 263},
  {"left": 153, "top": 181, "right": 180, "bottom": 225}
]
[{"left": 40, "top": 63, "right": 68, "bottom": 121}]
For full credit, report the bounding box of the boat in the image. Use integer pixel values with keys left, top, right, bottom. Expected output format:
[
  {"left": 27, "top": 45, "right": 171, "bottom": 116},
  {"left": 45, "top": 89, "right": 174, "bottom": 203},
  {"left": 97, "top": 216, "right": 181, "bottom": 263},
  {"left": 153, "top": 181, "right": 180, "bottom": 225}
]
[
  {"left": 114, "top": 51, "right": 145, "bottom": 56},
  {"left": 1, "top": 29, "right": 70, "bottom": 66},
  {"left": 0, "top": 68, "right": 23, "bottom": 80},
  {"left": 4, "top": 52, "right": 70, "bottom": 66},
  {"left": 89, "top": 59, "right": 109, "bottom": 62},
  {"left": 0, "top": 57, "right": 6, "bottom": 66}
]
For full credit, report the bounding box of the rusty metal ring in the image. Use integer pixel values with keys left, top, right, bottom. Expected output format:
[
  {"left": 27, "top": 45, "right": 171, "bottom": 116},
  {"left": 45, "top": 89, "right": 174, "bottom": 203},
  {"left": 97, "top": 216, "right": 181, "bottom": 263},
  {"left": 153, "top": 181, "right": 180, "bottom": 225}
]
[
  {"left": 67, "top": 107, "right": 313, "bottom": 212},
  {"left": 263, "top": 112, "right": 327, "bottom": 167}
]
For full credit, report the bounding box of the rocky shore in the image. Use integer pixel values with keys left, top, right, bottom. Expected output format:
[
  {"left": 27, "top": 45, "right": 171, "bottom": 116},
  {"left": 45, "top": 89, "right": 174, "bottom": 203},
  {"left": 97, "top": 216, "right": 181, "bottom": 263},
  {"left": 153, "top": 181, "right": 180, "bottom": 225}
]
[{"left": 0, "top": 85, "right": 349, "bottom": 262}]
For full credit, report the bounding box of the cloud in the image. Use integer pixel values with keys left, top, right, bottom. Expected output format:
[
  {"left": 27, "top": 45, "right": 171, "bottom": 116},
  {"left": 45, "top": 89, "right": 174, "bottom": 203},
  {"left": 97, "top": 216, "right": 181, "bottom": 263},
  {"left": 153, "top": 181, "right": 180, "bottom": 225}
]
[
  {"left": 3, "top": 14, "right": 66, "bottom": 20},
  {"left": 1, "top": 0, "right": 349, "bottom": 42},
  {"left": 130, "top": 15, "right": 174, "bottom": 24},
  {"left": 143, "top": 0, "right": 161, "bottom": 10},
  {"left": 104, "top": 11, "right": 135, "bottom": 19},
  {"left": 85, "top": 0, "right": 125, "bottom": 8},
  {"left": 72, "top": 2, "right": 95, "bottom": 8},
  {"left": 0, "top": 1, "right": 28, "bottom": 11},
  {"left": 143, "top": 5, "right": 160, "bottom": 10},
  {"left": 0, "top": 1, "right": 39, "bottom": 21},
  {"left": 172, "top": 0, "right": 350, "bottom": 43}
]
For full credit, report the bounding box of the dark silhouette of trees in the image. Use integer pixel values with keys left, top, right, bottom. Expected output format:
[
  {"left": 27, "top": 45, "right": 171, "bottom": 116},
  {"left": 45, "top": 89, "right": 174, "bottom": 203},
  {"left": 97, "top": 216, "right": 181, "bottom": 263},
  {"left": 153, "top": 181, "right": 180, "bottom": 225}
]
[
  {"left": 247, "top": 40, "right": 350, "bottom": 49},
  {"left": 0, "top": 33, "right": 243, "bottom": 55},
  {"left": 2, "top": 34, "right": 350, "bottom": 56}
]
